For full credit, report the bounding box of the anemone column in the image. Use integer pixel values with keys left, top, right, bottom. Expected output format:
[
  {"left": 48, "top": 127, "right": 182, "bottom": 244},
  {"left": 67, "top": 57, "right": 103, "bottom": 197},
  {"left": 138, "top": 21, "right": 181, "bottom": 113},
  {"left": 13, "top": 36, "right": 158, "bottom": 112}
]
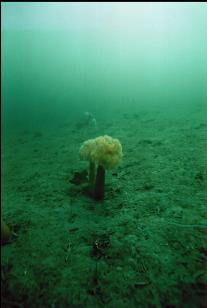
[{"left": 94, "top": 164, "right": 105, "bottom": 200}]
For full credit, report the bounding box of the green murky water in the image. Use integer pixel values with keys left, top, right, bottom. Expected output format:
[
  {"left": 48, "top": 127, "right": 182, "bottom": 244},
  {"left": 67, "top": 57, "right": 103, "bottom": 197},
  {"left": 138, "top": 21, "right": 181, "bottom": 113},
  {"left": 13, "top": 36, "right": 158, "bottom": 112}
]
[{"left": 1, "top": 3, "right": 207, "bottom": 307}]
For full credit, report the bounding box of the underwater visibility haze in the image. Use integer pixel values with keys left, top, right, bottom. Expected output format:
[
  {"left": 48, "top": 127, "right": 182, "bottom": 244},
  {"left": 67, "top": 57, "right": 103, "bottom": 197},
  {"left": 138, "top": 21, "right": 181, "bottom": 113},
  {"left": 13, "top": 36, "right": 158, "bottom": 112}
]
[{"left": 1, "top": 2, "right": 207, "bottom": 307}]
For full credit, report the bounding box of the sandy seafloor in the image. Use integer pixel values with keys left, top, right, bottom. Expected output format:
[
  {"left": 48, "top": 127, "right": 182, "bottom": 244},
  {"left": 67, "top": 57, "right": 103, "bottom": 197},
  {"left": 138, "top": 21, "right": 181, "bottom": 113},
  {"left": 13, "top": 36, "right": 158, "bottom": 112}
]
[{"left": 1, "top": 104, "right": 207, "bottom": 307}]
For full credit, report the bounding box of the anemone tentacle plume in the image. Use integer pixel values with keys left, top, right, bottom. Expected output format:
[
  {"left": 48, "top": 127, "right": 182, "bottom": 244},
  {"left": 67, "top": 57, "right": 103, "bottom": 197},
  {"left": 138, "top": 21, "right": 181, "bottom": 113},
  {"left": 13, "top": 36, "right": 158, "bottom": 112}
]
[{"left": 80, "top": 135, "right": 122, "bottom": 169}]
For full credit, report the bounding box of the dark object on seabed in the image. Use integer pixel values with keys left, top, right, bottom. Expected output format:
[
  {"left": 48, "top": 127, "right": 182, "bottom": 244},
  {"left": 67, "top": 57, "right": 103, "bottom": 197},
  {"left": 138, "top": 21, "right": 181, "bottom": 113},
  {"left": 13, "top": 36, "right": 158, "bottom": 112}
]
[
  {"left": 195, "top": 171, "right": 204, "bottom": 182},
  {"left": 91, "top": 234, "right": 110, "bottom": 260},
  {"left": 70, "top": 170, "right": 88, "bottom": 185}
]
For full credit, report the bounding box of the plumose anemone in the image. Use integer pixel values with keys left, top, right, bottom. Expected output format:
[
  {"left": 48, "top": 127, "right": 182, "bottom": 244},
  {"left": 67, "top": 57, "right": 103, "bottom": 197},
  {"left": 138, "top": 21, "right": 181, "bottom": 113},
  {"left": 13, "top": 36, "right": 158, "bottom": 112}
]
[{"left": 80, "top": 135, "right": 123, "bottom": 200}]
